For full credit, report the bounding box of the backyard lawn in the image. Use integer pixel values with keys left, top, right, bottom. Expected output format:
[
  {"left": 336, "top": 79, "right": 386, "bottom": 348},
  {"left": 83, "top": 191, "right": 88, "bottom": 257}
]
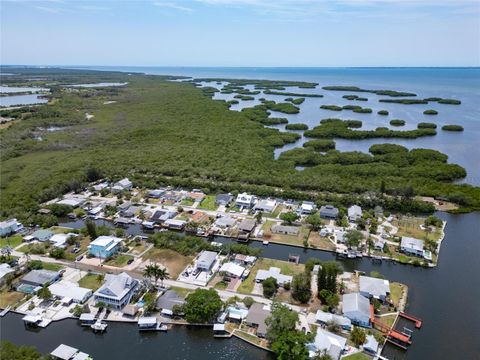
[
  {"left": 261, "top": 221, "right": 310, "bottom": 246},
  {"left": 104, "top": 254, "right": 134, "bottom": 267},
  {"left": 142, "top": 248, "right": 193, "bottom": 278},
  {"left": 169, "top": 286, "right": 192, "bottom": 298},
  {"left": 78, "top": 273, "right": 104, "bottom": 291},
  {"left": 393, "top": 216, "right": 442, "bottom": 242},
  {"left": 308, "top": 232, "right": 336, "bottom": 250},
  {"left": 0, "top": 290, "right": 24, "bottom": 308},
  {"left": 342, "top": 352, "right": 372, "bottom": 360},
  {"left": 390, "top": 282, "right": 406, "bottom": 308},
  {"left": 64, "top": 236, "right": 91, "bottom": 261},
  {"left": 198, "top": 195, "right": 217, "bottom": 211},
  {"left": 0, "top": 235, "right": 23, "bottom": 249},
  {"left": 237, "top": 258, "right": 305, "bottom": 294}
]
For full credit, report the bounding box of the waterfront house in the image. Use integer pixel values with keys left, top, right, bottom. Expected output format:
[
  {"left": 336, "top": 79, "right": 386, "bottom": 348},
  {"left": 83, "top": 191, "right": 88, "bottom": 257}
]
[
  {"left": 254, "top": 199, "right": 277, "bottom": 213},
  {"left": 112, "top": 178, "right": 133, "bottom": 193},
  {"left": 219, "top": 262, "right": 245, "bottom": 279},
  {"left": 271, "top": 224, "right": 299, "bottom": 236},
  {"left": 50, "top": 344, "right": 91, "bottom": 360},
  {"left": 94, "top": 272, "right": 138, "bottom": 309},
  {"left": 148, "top": 189, "right": 165, "bottom": 199},
  {"left": 151, "top": 210, "right": 177, "bottom": 224},
  {"left": 30, "top": 229, "right": 54, "bottom": 242},
  {"left": 156, "top": 289, "right": 185, "bottom": 316},
  {"left": 0, "top": 218, "right": 23, "bottom": 237},
  {"left": 50, "top": 233, "right": 77, "bottom": 249},
  {"left": 314, "top": 310, "right": 352, "bottom": 330},
  {"left": 238, "top": 219, "right": 256, "bottom": 234},
  {"left": 226, "top": 304, "right": 249, "bottom": 322},
  {"left": 363, "top": 334, "right": 379, "bottom": 354},
  {"left": 400, "top": 237, "right": 425, "bottom": 257},
  {"left": 255, "top": 267, "right": 292, "bottom": 287},
  {"left": 300, "top": 201, "right": 315, "bottom": 215},
  {"left": 122, "top": 205, "right": 141, "bottom": 218},
  {"left": 56, "top": 196, "right": 86, "bottom": 208},
  {"left": 48, "top": 280, "right": 92, "bottom": 303},
  {"left": 0, "top": 263, "right": 15, "bottom": 285},
  {"left": 342, "top": 293, "right": 371, "bottom": 328},
  {"left": 215, "top": 216, "right": 236, "bottom": 228},
  {"left": 319, "top": 205, "right": 339, "bottom": 219},
  {"left": 88, "top": 235, "right": 122, "bottom": 258},
  {"left": 245, "top": 303, "right": 270, "bottom": 338},
  {"left": 334, "top": 230, "right": 345, "bottom": 243},
  {"left": 373, "top": 238, "right": 386, "bottom": 251},
  {"left": 348, "top": 205, "right": 363, "bottom": 222},
  {"left": 359, "top": 276, "right": 390, "bottom": 302},
  {"left": 21, "top": 269, "right": 60, "bottom": 288},
  {"left": 306, "top": 328, "right": 346, "bottom": 360},
  {"left": 215, "top": 193, "right": 233, "bottom": 206},
  {"left": 195, "top": 250, "right": 218, "bottom": 271},
  {"left": 79, "top": 313, "right": 96, "bottom": 326},
  {"left": 235, "top": 193, "right": 255, "bottom": 209},
  {"left": 164, "top": 219, "right": 186, "bottom": 230}
]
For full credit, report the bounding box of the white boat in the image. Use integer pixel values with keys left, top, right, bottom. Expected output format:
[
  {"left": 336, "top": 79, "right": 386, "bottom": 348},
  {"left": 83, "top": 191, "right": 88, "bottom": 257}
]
[
  {"left": 262, "top": 240, "right": 269, "bottom": 245},
  {"left": 91, "top": 321, "right": 108, "bottom": 332}
]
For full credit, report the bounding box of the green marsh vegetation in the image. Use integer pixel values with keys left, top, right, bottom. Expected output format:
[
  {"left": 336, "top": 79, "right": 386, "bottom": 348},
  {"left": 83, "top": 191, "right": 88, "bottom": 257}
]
[
  {"left": 442, "top": 125, "right": 464, "bottom": 131},
  {"left": 321, "top": 105, "right": 372, "bottom": 113},
  {"left": 320, "top": 105, "right": 342, "bottom": 111},
  {"left": 263, "top": 90, "right": 323, "bottom": 97},
  {"left": 234, "top": 94, "right": 255, "bottom": 101},
  {"left": 424, "top": 98, "right": 461, "bottom": 105},
  {"left": 304, "top": 119, "right": 436, "bottom": 139},
  {"left": 322, "top": 86, "right": 417, "bottom": 97},
  {"left": 390, "top": 119, "right": 406, "bottom": 126},
  {"left": 285, "top": 97, "right": 305, "bottom": 105},
  {"left": 303, "top": 139, "right": 336, "bottom": 151},
  {"left": 342, "top": 95, "right": 368, "bottom": 101},
  {"left": 260, "top": 100, "right": 300, "bottom": 114},
  {"left": 285, "top": 123, "right": 308, "bottom": 130},
  {"left": 423, "top": 109, "right": 438, "bottom": 115},
  {"left": 378, "top": 110, "right": 389, "bottom": 115},
  {"left": 193, "top": 78, "right": 318, "bottom": 89},
  {"left": 417, "top": 122, "right": 437, "bottom": 129},
  {"left": 1, "top": 68, "right": 479, "bottom": 218},
  {"left": 379, "top": 99, "right": 428, "bottom": 105}
]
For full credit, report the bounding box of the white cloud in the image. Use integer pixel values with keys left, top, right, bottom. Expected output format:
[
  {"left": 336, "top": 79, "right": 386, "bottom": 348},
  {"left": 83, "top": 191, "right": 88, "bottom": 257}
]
[{"left": 153, "top": 1, "right": 193, "bottom": 12}]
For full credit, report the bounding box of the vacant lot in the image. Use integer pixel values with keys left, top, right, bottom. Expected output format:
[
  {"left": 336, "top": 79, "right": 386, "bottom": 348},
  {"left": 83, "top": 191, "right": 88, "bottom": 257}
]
[
  {"left": 0, "top": 290, "right": 24, "bottom": 308},
  {"left": 142, "top": 248, "right": 193, "bottom": 278},
  {"left": 308, "top": 232, "right": 336, "bottom": 250},
  {"left": 261, "top": 221, "right": 310, "bottom": 246},
  {"left": 78, "top": 273, "right": 104, "bottom": 291},
  {"left": 0, "top": 235, "right": 23, "bottom": 249},
  {"left": 198, "top": 195, "right": 217, "bottom": 211},
  {"left": 104, "top": 254, "right": 134, "bottom": 267},
  {"left": 393, "top": 216, "right": 442, "bottom": 242}
]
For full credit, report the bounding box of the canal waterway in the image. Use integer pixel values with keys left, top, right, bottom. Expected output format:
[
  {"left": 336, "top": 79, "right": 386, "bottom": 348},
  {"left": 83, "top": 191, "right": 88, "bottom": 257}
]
[{"left": 1, "top": 211, "right": 479, "bottom": 359}]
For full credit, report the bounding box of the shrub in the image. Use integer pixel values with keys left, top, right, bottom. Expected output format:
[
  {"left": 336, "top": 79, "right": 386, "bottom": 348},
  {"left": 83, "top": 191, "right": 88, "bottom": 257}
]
[
  {"left": 442, "top": 125, "right": 464, "bottom": 131},
  {"left": 262, "top": 277, "right": 278, "bottom": 298},
  {"left": 303, "top": 139, "right": 335, "bottom": 151},
  {"left": 423, "top": 109, "right": 438, "bottom": 115},
  {"left": 390, "top": 119, "right": 405, "bottom": 126},
  {"left": 285, "top": 123, "right": 308, "bottom": 131},
  {"left": 377, "top": 110, "right": 389, "bottom": 115},
  {"left": 418, "top": 122, "right": 437, "bottom": 129}
]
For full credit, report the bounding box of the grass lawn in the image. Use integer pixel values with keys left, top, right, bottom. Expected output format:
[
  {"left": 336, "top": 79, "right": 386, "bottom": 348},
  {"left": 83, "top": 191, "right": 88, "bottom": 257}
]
[
  {"left": 78, "top": 273, "right": 104, "bottom": 291},
  {"left": 238, "top": 258, "right": 305, "bottom": 294},
  {"left": 234, "top": 330, "right": 263, "bottom": 347},
  {"left": 50, "top": 226, "right": 74, "bottom": 234},
  {"left": 104, "top": 254, "right": 134, "bottom": 267},
  {"left": 261, "top": 221, "right": 310, "bottom": 246},
  {"left": 64, "top": 236, "right": 91, "bottom": 261},
  {"left": 180, "top": 198, "right": 195, "bottom": 206},
  {"left": 0, "top": 235, "right": 23, "bottom": 249},
  {"left": 41, "top": 262, "right": 64, "bottom": 271},
  {"left": 393, "top": 216, "right": 442, "bottom": 242},
  {"left": 0, "top": 290, "right": 24, "bottom": 308},
  {"left": 342, "top": 352, "right": 372, "bottom": 360},
  {"left": 169, "top": 286, "right": 192, "bottom": 298},
  {"left": 377, "top": 313, "right": 397, "bottom": 328},
  {"left": 389, "top": 282, "right": 405, "bottom": 308},
  {"left": 308, "top": 232, "right": 335, "bottom": 250},
  {"left": 142, "top": 248, "right": 193, "bottom": 278},
  {"left": 198, "top": 195, "right": 218, "bottom": 211}
]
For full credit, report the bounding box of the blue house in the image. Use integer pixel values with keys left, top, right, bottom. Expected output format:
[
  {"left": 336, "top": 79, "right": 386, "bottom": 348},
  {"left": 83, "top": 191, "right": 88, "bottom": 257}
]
[
  {"left": 342, "top": 293, "right": 371, "bottom": 328},
  {"left": 88, "top": 236, "right": 122, "bottom": 259}
]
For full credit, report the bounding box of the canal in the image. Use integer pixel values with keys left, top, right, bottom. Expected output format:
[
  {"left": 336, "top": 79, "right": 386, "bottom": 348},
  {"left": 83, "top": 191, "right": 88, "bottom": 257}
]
[{"left": 1, "top": 212, "right": 479, "bottom": 359}]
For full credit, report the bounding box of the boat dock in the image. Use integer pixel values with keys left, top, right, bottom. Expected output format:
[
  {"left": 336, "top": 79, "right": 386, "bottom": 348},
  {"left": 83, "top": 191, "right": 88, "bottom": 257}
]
[{"left": 91, "top": 320, "right": 108, "bottom": 333}]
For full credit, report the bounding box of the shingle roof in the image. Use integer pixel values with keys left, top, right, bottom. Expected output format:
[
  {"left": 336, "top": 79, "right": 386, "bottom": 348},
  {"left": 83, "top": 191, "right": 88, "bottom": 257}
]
[
  {"left": 342, "top": 293, "right": 370, "bottom": 317},
  {"left": 359, "top": 276, "right": 390, "bottom": 298}
]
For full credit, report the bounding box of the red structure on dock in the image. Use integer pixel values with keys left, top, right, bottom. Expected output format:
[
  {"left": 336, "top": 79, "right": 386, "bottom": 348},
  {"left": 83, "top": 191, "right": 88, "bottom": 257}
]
[
  {"left": 370, "top": 305, "right": 413, "bottom": 350},
  {"left": 399, "top": 312, "right": 423, "bottom": 329}
]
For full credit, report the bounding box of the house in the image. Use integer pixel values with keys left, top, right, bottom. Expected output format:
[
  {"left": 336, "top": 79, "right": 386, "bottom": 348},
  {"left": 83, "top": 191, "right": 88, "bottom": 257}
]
[
  {"left": 122, "top": 205, "right": 141, "bottom": 218},
  {"left": 0, "top": 218, "right": 23, "bottom": 237},
  {"left": 359, "top": 276, "right": 390, "bottom": 302},
  {"left": 271, "top": 224, "right": 299, "bottom": 236},
  {"left": 235, "top": 193, "right": 255, "bottom": 208},
  {"left": 88, "top": 236, "right": 122, "bottom": 258},
  {"left": 21, "top": 269, "right": 60, "bottom": 287},
  {"left": 56, "top": 197, "right": 85, "bottom": 208},
  {"left": 238, "top": 219, "right": 256, "bottom": 234},
  {"left": 156, "top": 289, "right": 185, "bottom": 316},
  {"left": 373, "top": 238, "right": 386, "bottom": 251},
  {"left": 215, "top": 216, "right": 236, "bottom": 228},
  {"left": 30, "top": 229, "right": 54, "bottom": 242},
  {"left": 400, "top": 237, "right": 425, "bottom": 257},
  {"left": 48, "top": 280, "right": 92, "bottom": 303},
  {"left": 92, "top": 182, "right": 109, "bottom": 192},
  {"left": 348, "top": 205, "right": 363, "bottom": 222},
  {"left": 334, "top": 230, "right": 345, "bottom": 243},
  {"left": 49, "top": 233, "right": 77, "bottom": 248},
  {"left": 195, "top": 250, "right": 218, "bottom": 271},
  {"left": 244, "top": 303, "right": 270, "bottom": 338},
  {"left": 307, "top": 328, "right": 347, "bottom": 360},
  {"left": 0, "top": 263, "right": 15, "bottom": 285},
  {"left": 220, "top": 262, "right": 245, "bottom": 278},
  {"left": 342, "top": 293, "right": 371, "bottom": 328},
  {"left": 255, "top": 267, "right": 292, "bottom": 287},
  {"left": 254, "top": 199, "right": 277, "bottom": 213},
  {"left": 226, "top": 304, "right": 249, "bottom": 322},
  {"left": 114, "top": 217, "right": 131, "bottom": 226},
  {"left": 94, "top": 272, "right": 138, "bottom": 309},
  {"left": 50, "top": 344, "right": 91, "bottom": 360},
  {"left": 151, "top": 210, "right": 177, "bottom": 224},
  {"left": 315, "top": 310, "right": 351, "bottom": 330},
  {"left": 364, "top": 334, "right": 379, "bottom": 354},
  {"left": 164, "top": 219, "right": 186, "bottom": 230},
  {"left": 148, "top": 189, "right": 165, "bottom": 198},
  {"left": 319, "top": 205, "right": 339, "bottom": 219},
  {"left": 122, "top": 304, "right": 139, "bottom": 317},
  {"left": 300, "top": 201, "right": 315, "bottom": 215},
  {"left": 112, "top": 178, "right": 133, "bottom": 193},
  {"left": 215, "top": 193, "right": 233, "bottom": 206}
]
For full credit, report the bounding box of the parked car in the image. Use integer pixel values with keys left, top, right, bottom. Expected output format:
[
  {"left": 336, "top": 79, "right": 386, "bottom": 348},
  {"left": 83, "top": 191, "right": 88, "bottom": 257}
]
[
  {"left": 75, "top": 255, "right": 84, "bottom": 261},
  {"left": 127, "top": 258, "right": 134, "bottom": 265}
]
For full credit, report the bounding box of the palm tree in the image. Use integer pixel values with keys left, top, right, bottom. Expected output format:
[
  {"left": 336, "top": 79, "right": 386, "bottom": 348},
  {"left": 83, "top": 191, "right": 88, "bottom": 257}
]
[
  {"left": 143, "top": 264, "right": 156, "bottom": 288},
  {"left": 155, "top": 268, "right": 170, "bottom": 288}
]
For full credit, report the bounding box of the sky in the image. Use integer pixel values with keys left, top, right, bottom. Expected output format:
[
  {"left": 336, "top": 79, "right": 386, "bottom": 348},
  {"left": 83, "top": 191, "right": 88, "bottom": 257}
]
[{"left": 1, "top": 0, "right": 479, "bottom": 67}]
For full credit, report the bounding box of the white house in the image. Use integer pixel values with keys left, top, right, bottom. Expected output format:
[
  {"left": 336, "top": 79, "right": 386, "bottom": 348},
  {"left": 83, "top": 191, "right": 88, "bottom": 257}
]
[
  {"left": 348, "top": 205, "right": 363, "bottom": 222},
  {"left": 342, "top": 293, "right": 371, "bottom": 328},
  {"left": 254, "top": 199, "right": 277, "bottom": 213},
  {"left": 94, "top": 272, "right": 138, "bottom": 309},
  {"left": 215, "top": 216, "right": 236, "bottom": 228},
  {"left": 300, "top": 201, "right": 315, "bottom": 215},
  {"left": 359, "top": 276, "right": 390, "bottom": 302},
  {"left": 307, "top": 328, "right": 347, "bottom": 360},
  {"left": 50, "top": 233, "right": 77, "bottom": 248},
  {"left": 255, "top": 267, "right": 292, "bottom": 287},
  {"left": 48, "top": 280, "right": 92, "bottom": 303},
  {"left": 0, "top": 218, "right": 23, "bottom": 237},
  {"left": 195, "top": 251, "right": 218, "bottom": 271},
  {"left": 220, "top": 262, "right": 245, "bottom": 278},
  {"left": 0, "top": 263, "right": 14, "bottom": 285},
  {"left": 400, "top": 237, "right": 425, "bottom": 257},
  {"left": 235, "top": 193, "right": 255, "bottom": 208},
  {"left": 112, "top": 178, "right": 133, "bottom": 193}
]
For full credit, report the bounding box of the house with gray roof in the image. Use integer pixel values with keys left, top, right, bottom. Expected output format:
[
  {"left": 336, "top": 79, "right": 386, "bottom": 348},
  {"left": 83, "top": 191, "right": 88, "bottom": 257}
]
[
  {"left": 254, "top": 199, "right": 277, "bottom": 213},
  {"left": 21, "top": 269, "right": 60, "bottom": 287},
  {"left": 156, "top": 289, "right": 185, "bottom": 315},
  {"left": 400, "top": 237, "right": 425, "bottom": 257},
  {"left": 348, "top": 205, "right": 362, "bottom": 222},
  {"left": 215, "top": 216, "right": 236, "bottom": 228},
  {"left": 0, "top": 218, "right": 23, "bottom": 237},
  {"left": 215, "top": 194, "right": 233, "bottom": 206},
  {"left": 271, "top": 224, "right": 299, "bottom": 236},
  {"left": 307, "top": 328, "right": 347, "bottom": 360},
  {"left": 94, "top": 272, "right": 138, "bottom": 309},
  {"left": 255, "top": 267, "right": 292, "bottom": 287},
  {"left": 244, "top": 303, "right": 270, "bottom": 338},
  {"left": 342, "top": 293, "right": 371, "bottom": 328},
  {"left": 31, "top": 229, "right": 54, "bottom": 242},
  {"left": 319, "top": 205, "right": 339, "bottom": 219},
  {"left": 195, "top": 250, "right": 217, "bottom": 271},
  {"left": 359, "top": 276, "right": 390, "bottom": 302},
  {"left": 151, "top": 210, "right": 177, "bottom": 224},
  {"left": 315, "top": 310, "right": 351, "bottom": 330},
  {"left": 238, "top": 219, "right": 256, "bottom": 233},
  {"left": 364, "top": 334, "right": 379, "bottom": 354}
]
